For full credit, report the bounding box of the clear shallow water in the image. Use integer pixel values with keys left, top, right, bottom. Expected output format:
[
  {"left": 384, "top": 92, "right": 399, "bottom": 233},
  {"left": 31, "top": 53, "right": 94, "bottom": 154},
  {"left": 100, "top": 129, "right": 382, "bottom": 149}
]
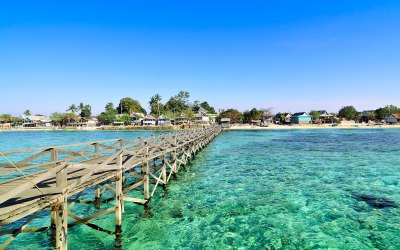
[{"left": 1, "top": 129, "right": 400, "bottom": 249}]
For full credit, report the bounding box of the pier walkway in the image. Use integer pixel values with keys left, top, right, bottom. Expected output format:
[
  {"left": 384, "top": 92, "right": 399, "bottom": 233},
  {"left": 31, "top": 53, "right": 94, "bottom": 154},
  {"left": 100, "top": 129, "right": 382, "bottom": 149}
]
[{"left": 0, "top": 126, "right": 222, "bottom": 249}]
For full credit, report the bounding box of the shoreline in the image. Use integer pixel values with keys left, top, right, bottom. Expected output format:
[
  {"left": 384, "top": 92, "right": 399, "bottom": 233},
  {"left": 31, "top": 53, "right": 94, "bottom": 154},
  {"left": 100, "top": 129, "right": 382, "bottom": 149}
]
[
  {"left": 2, "top": 124, "right": 400, "bottom": 132},
  {"left": 0, "top": 125, "right": 207, "bottom": 132},
  {"left": 229, "top": 124, "right": 400, "bottom": 130}
]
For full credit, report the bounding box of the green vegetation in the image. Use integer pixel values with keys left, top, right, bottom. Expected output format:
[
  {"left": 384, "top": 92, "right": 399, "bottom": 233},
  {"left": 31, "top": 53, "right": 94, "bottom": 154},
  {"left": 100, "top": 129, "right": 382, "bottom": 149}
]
[
  {"left": 4, "top": 94, "right": 400, "bottom": 128},
  {"left": 79, "top": 103, "right": 92, "bottom": 118},
  {"left": 366, "top": 112, "right": 375, "bottom": 121},
  {"left": 217, "top": 109, "right": 243, "bottom": 123},
  {"left": 0, "top": 114, "right": 12, "bottom": 122},
  {"left": 50, "top": 112, "right": 79, "bottom": 126},
  {"left": 165, "top": 91, "right": 190, "bottom": 114},
  {"left": 117, "top": 114, "right": 131, "bottom": 124},
  {"left": 146, "top": 91, "right": 217, "bottom": 120},
  {"left": 192, "top": 101, "right": 216, "bottom": 114},
  {"left": 116, "top": 97, "right": 146, "bottom": 115},
  {"left": 149, "top": 94, "right": 163, "bottom": 116},
  {"left": 375, "top": 105, "right": 399, "bottom": 120},
  {"left": 243, "top": 108, "right": 262, "bottom": 123},
  {"left": 200, "top": 102, "right": 216, "bottom": 114},
  {"left": 66, "top": 104, "right": 78, "bottom": 114},
  {"left": 182, "top": 108, "right": 195, "bottom": 120},
  {"left": 309, "top": 110, "right": 320, "bottom": 121},
  {"left": 50, "top": 112, "right": 65, "bottom": 126},
  {"left": 338, "top": 106, "right": 357, "bottom": 120},
  {"left": 98, "top": 102, "right": 118, "bottom": 125}
]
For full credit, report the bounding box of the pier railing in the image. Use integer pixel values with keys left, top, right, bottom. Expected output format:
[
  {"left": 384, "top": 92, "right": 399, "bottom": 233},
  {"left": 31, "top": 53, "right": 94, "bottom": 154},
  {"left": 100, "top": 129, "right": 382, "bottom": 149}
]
[{"left": 0, "top": 125, "right": 222, "bottom": 249}]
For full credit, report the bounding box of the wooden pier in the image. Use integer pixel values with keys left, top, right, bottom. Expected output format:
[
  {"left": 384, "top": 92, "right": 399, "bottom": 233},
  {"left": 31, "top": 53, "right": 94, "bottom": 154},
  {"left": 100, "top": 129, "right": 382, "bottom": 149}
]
[{"left": 0, "top": 126, "right": 222, "bottom": 249}]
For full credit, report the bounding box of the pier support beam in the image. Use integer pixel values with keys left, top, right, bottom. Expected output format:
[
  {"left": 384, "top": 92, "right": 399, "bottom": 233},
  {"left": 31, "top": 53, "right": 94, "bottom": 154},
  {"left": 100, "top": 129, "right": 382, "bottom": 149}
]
[
  {"left": 115, "top": 153, "right": 123, "bottom": 228},
  {"left": 55, "top": 168, "right": 68, "bottom": 250},
  {"left": 115, "top": 153, "right": 123, "bottom": 250},
  {"left": 50, "top": 148, "right": 58, "bottom": 230},
  {"left": 94, "top": 184, "right": 101, "bottom": 209},
  {"left": 144, "top": 145, "right": 150, "bottom": 201}
]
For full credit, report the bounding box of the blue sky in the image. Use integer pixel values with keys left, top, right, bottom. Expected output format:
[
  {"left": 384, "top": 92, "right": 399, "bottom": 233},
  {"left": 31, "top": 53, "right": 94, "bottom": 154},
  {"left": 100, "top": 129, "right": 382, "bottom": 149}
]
[{"left": 1, "top": 1, "right": 399, "bottom": 115}]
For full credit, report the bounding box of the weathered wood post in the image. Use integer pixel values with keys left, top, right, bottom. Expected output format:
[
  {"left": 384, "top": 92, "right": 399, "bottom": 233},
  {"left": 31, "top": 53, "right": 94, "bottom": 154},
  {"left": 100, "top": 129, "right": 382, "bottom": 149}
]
[
  {"left": 162, "top": 140, "right": 167, "bottom": 190},
  {"left": 115, "top": 151, "right": 123, "bottom": 249},
  {"left": 144, "top": 144, "right": 150, "bottom": 200},
  {"left": 142, "top": 143, "right": 151, "bottom": 216},
  {"left": 50, "top": 148, "right": 58, "bottom": 230},
  {"left": 116, "top": 151, "right": 123, "bottom": 227},
  {"left": 182, "top": 145, "right": 188, "bottom": 171},
  {"left": 119, "top": 139, "right": 125, "bottom": 149},
  {"left": 172, "top": 135, "right": 178, "bottom": 178},
  {"left": 94, "top": 143, "right": 99, "bottom": 158},
  {"left": 93, "top": 143, "right": 101, "bottom": 209},
  {"left": 94, "top": 184, "right": 101, "bottom": 210},
  {"left": 55, "top": 165, "right": 68, "bottom": 250}
]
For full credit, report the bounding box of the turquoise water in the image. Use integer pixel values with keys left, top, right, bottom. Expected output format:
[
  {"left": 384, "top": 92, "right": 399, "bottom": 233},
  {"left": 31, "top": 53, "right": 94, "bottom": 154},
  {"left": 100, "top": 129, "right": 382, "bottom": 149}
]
[{"left": 1, "top": 129, "right": 400, "bottom": 249}]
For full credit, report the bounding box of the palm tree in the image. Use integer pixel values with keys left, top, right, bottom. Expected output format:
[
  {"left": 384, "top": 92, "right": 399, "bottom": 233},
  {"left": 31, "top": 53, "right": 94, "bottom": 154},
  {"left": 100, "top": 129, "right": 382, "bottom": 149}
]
[
  {"left": 67, "top": 104, "right": 78, "bottom": 114},
  {"left": 149, "top": 94, "right": 162, "bottom": 116},
  {"left": 78, "top": 103, "right": 85, "bottom": 113},
  {"left": 24, "top": 110, "right": 31, "bottom": 116}
]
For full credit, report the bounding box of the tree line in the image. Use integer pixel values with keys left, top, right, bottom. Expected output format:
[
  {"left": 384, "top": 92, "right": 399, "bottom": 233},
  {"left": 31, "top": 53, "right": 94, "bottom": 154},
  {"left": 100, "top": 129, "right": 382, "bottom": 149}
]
[
  {"left": 1, "top": 100, "right": 399, "bottom": 125},
  {"left": 95, "top": 91, "right": 217, "bottom": 125},
  {"left": 333, "top": 105, "right": 400, "bottom": 122},
  {"left": 217, "top": 105, "right": 400, "bottom": 124}
]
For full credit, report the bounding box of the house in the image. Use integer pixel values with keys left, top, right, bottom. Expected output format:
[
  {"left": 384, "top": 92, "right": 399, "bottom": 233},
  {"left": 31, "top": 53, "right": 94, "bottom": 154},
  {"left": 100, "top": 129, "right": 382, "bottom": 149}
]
[
  {"left": 273, "top": 113, "right": 291, "bottom": 124},
  {"left": 87, "top": 117, "right": 98, "bottom": 126},
  {"left": 113, "top": 121, "right": 124, "bottom": 126},
  {"left": 157, "top": 115, "right": 171, "bottom": 126},
  {"left": 79, "top": 117, "right": 98, "bottom": 127},
  {"left": 360, "top": 110, "right": 375, "bottom": 123},
  {"left": 318, "top": 110, "right": 334, "bottom": 123},
  {"left": 220, "top": 118, "right": 230, "bottom": 128},
  {"left": 291, "top": 112, "right": 312, "bottom": 124},
  {"left": 251, "top": 120, "right": 262, "bottom": 126},
  {"left": 130, "top": 113, "right": 145, "bottom": 126},
  {"left": 262, "top": 117, "right": 273, "bottom": 125},
  {"left": 20, "top": 115, "right": 52, "bottom": 127},
  {"left": 174, "top": 114, "right": 189, "bottom": 125},
  {"left": 385, "top": 114, "right": 400, "bottom": 124},
  {"left": 193, "top": 107, "right": 210, "bottom": 125},
  {"left": 261, "top": 110, "right": 274, "bottom": 124},
  {"left": 142, "top": 116, "right": 156, "bottom": 126}
]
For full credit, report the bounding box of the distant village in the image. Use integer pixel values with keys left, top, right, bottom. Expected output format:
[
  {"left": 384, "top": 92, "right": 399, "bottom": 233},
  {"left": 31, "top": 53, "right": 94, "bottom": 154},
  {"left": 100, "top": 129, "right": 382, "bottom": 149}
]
[{"left": 0, "top": 91, "right": 399, "bottom": 130}]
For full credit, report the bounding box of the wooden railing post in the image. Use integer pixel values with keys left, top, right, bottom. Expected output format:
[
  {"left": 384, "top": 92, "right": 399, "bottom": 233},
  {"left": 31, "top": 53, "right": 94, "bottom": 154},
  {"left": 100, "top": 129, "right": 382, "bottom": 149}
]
[
  {"left": 55, "top": 166, "right": 68, "bottom": 250},
  {"left": 94, "top": 184, "right": 101, "bottom": 209},
  {"left": 162, "top": 141, "right": 167, "bottom": 185},
  {"left": 51, "top": 148, "right": 58, "bottom": 165},
  {"left": 144, "top": 144, "right": 150, "bottom": 200},
  {"left": 172, "top": 136, "right": 177, "bottom": 175},
  {"left": 116, "top": 152, "right": 123, "bottom": 229},
  {"left": 119, "top": 139, "right": 125, "bottom": 149},
  {"left": 94, "top": 143, "right": 99, "bottom": 158},
  {"left": 50, "top": 148, "right": 58, "bottom": 230}
]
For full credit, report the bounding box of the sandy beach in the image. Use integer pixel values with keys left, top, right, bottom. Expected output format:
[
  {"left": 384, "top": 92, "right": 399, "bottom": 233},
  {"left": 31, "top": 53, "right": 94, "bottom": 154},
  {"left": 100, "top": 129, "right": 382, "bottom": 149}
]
[{"left": 229, "top": 123, "right": 400, "bottom": 130}]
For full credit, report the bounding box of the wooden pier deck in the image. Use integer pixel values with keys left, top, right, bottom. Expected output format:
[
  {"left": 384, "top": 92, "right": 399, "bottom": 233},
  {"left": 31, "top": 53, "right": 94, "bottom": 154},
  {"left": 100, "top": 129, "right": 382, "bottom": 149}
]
[{"left": 0, "top": 126, "right": 222, "bottom": 249}]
